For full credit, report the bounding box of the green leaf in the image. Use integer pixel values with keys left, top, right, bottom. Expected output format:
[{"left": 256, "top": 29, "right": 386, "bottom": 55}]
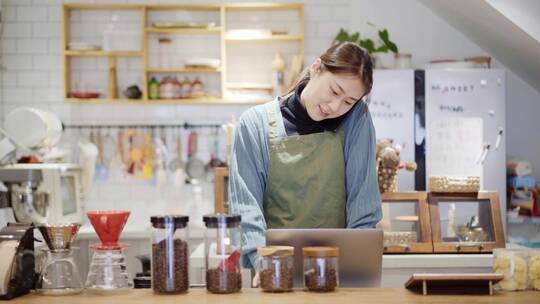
[
  {"left": 377, "top": 29, "right": 398, "bottom": 53},
  {"left": 333, "top": 28, "right": 348, "bottom": 44},
  {"left": 351, "top": 32, "right": 360, "bottom": 43},
  {"left": 387, "top": 41, "right": 398, "bottom": 53},
  {"left": 379, "top": 29, "right": 389, "bottom": 42},
  {"left": 360, "top": 39, "right": 376, "bottom": 53},
  {"left": 375, "top": 45, "right": 388, "bottom": 53}
]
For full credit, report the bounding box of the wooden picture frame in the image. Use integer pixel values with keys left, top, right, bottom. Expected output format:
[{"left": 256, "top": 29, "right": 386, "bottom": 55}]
[
  {"left": 380, "top": 192, "right": 433, "bottom": 253},
  {"left": 214, "top": 167, "right": 229, "bottom": 213},
  {"left": 428, "top": 191, "right": 505, "bottom": 253}
]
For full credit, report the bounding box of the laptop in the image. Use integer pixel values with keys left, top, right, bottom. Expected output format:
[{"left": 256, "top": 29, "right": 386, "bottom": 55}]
[{"left": 266, "top": 228, "right": 383, "bottom": 288}]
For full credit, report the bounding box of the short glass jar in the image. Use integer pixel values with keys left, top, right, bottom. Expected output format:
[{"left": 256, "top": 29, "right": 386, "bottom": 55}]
[
  {"left": 303, "top": 246, "right": 339, "bottom": 292},
  {"left": 258, "top": 246, "right": 294, "bottom": 292}
]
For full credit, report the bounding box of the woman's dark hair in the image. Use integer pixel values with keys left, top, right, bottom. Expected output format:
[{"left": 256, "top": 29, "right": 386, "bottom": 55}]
[{"left": 286, "top": 42, "right": 373, "bottom": 101}]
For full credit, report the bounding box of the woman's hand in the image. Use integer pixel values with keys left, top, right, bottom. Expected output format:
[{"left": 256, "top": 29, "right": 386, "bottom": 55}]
[{"left": 252, "top": 271, "right": 260, "bottom": 288}]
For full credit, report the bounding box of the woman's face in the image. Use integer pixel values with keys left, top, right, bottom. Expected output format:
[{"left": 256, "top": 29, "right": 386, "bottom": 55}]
[{"left": 300, "top": 59, "right": 366, "bottom": 121}]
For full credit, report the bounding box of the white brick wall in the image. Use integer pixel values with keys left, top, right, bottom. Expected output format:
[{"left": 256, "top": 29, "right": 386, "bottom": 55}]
[
  {"left": 1, "top": 0, "right": 345, "bottom": 124},
  {"left": 17, "top": 39, "right": 49, "bottom": 54},
  {"left": 16, "top": 6, "right": 48, "bottom": 22},
  {"left": 3, "top": 22, "right": 32, "bottom": 38}
]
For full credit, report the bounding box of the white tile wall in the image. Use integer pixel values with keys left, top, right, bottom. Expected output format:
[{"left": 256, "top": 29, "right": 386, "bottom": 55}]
[
  {"left": 16, "top": 6, "right": 48, "bottom": 22},
  {"left": 2, "top": 22, "right": 32, "bottom": 38},
  {"left": 16, "top": 38, "right": 49, "bottom": 54},
  {"left": 1, "top": 0, "right": 346, "bottom": 121},
  {"left": 0, "top": 0, "right": 349, "bottom": 234}
]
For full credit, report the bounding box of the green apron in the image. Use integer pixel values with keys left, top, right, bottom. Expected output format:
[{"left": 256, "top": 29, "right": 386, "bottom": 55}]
[{"left": 263, "top": 99, "right": 347, "bottom": 228}]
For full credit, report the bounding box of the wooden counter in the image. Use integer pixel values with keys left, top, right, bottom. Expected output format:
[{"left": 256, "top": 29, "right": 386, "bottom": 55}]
[{"left": 10, "top": 288, "right": 538, "bottom": 304}]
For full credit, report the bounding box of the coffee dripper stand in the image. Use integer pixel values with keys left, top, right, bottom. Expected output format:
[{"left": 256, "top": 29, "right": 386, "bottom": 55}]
[
  {"left": 37, "top": 223, "right": 83, "bottom": 296},
  {"left": 85, "top": 210, "right": 131, "bottom": 293}
]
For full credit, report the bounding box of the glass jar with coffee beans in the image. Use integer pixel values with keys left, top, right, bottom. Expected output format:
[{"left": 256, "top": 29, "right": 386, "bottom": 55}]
[
  {"left": 150, "top": 215, "right": 189, "bottom": 294},
  {"left": 203, "top": 214, "right": 242, "bottom": 294},
  {"left": 303, "top": 247, "right": 339, "bottom": 292},
  {"left": 258, "top": 246, "right": 294, "bottom": 292}
]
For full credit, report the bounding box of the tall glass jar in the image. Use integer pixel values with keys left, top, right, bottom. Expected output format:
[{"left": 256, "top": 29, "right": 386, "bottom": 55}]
[
  {"left": 150, "top": 215, "right": 189, "bottom": 294},
  {"left": 303, "top": 247, "right": 339, "bottom": 292},
  {"left": 203, "top": 214, "right": 242, "bottom": 294},
  {"left": 258, "top": 246, "right": 294, "bottom": 292}
]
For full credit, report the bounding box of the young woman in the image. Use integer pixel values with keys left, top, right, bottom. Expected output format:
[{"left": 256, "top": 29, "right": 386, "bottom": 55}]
[{"left": 228, "top": 42, "right": 381, "bottom": 275}]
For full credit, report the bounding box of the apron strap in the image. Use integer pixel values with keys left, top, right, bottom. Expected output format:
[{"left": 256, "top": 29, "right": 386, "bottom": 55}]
[{"left": 265, "top": 99, "right": 281, "bottom": 141}]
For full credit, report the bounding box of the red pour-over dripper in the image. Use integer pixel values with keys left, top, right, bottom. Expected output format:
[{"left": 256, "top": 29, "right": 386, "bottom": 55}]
[{"left": 87, "top": 210, "right": 130, "bottom": 250}]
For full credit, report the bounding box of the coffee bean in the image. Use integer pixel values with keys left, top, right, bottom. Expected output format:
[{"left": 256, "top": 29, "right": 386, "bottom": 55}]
[
  {"left": 304, "top": 268, "right": 337, "bottom": 292},
  {"left": 206, "top": 268, "right": 242, "bottom": 294},
  {"left": 260, "top": 260, "right": 293, "bottom": 292},
  {"left": 152, "top": 238, "right": 189, "bottom": 294}
]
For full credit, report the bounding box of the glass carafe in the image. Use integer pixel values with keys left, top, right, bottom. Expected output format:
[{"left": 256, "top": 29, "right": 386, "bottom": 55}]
[{"left": 37, "top": 223, "right": 83, "bottom": 296}]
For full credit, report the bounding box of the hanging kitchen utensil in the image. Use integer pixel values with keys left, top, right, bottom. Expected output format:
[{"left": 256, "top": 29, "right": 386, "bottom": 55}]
[
  {"left": 94, "top": 129, "right": 108, "bottom": 181},
  {"left": 186, "top": 129, "right": 205, "bottom": 182},
  {"left": 165, "top": 127, "right": 173, "bottom": 167},
  {"left": 171, "top": 127, "right": 187, "bottom": 188},
  {"left": 167, "top": 127, "right": 178, "bottom": 171},
  {"left": 107, "top": 128, "right": 125, "bottom": 182},
  {"left": 205, "top": 128, "right": 225, "bottom": 182},
  {"left": 212, "top": 128, "right": 225, "bottom": 167},
  {"left": 126, "top": 129, "right": 140, "bottom": 175},
  {"left": 154, "top": 127, "right": 168, "bottom": 188},
  {"left": 176, "top": 127, "right": 186, "bottom": 171},
  {"left": 88, "top": 127, "right": 96, "bottom": 146},
  {"left": 78, "top": 130, "right": 98, "bottom": 195},
  {"left": 116, "top": 128, "right": 126, "bottom": 167},
  {"left": 162, "top": 126, "right": 173, "bottom": 172},
  {"left": 96, "top": 128, "right": 116, "bottom": 182},
  {"left": 142, "top": 128, "right": 155, "bottom": 180},
  {"left": 131, "top": 128, "right": 146, "bottom": 178},
  {"left": 88, "top": 127, "right": 102, "bottom": 182}
]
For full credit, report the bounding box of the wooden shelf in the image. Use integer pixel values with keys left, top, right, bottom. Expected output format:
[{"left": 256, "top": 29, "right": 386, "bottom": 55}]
[
  {"left": 146, "top": 67, "right": 221, "bottom": 73},
  {"left": 64, "top": 3, "right": 144, "bottom": 10},
  {"left": 65, "top": 97, "right": 266, "bottom": 105},
  {"left": 225, "top": 35, "right": 303, "bottom": 42},
  {"left": 146, "top": 4, "right": 221, "bottom": 11},
  {"left": 63, "top": 3, "right": 304, "bottom": 105},
  {"left": 65, "top": 50, "right": 143, "bottom": 57},
  {"left": 224, "top": 3, "right": 303, "bottom": 10},
  {"left": 145, "top": 27, "right": 221, "bottom": 34}
]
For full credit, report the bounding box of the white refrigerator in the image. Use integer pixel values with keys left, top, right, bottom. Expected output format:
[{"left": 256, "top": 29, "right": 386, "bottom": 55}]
[{"left": 422, "top": 69, "right": 506, "bottom": 216}]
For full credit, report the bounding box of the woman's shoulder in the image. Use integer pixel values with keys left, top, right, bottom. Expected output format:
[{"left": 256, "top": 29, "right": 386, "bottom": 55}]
[
  {"left": 237, "top": 99, "right": 276, "bottom": 129},
  {"left": 343, "top": 101, "right": 373, "bottom": 131},
  {"left": 234, "top": 100, "right": 280, "bottom": 145}
]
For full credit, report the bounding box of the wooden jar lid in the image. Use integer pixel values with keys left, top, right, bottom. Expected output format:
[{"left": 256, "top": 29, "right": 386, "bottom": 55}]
[
  {"left": 257, "top": 246, "right": 294, "bottom": 257},
  {"left": 302, "top": 246, "right": 339, "bottom": 257}
]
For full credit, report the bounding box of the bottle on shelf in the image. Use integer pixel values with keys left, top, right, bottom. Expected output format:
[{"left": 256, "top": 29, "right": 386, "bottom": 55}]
[{"left": 148, "top": 77, "right": 159, "bottom": 100}]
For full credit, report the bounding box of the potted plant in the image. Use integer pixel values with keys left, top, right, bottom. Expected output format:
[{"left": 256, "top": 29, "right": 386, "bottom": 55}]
[{"left": 333, "top": 25, "right": 410, "bottom": 69}]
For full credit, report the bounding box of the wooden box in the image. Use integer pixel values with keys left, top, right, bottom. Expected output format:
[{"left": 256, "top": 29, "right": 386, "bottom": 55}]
[
  {"left": 428, "top": 191, "right": 505, "bottom": 253},
  {"left": 379, "top": 192, "right": 433, "bottom": 253}
]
